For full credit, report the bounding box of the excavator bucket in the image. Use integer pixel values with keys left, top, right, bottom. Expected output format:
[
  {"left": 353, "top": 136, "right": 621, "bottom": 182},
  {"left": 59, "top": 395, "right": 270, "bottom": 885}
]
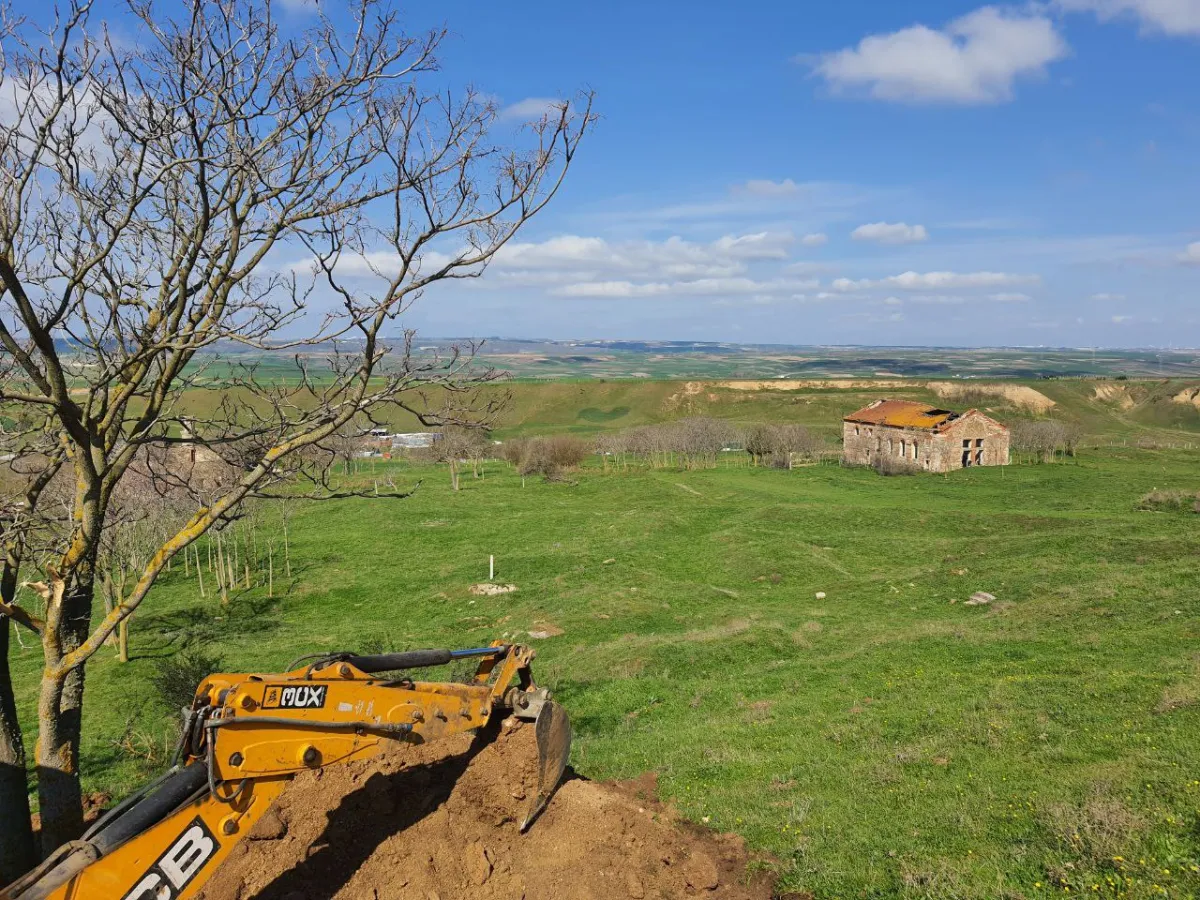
[
  {"left": 521, "top": 699, "right": 572, "bottom": 831},
  {"left": 2, "top": 643, "right": 570, "bottom": 900}
]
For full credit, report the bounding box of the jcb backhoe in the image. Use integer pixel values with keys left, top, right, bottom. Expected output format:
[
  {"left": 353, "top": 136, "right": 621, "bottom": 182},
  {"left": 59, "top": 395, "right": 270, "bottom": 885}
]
[{"left": 2, "top": 642, "right": 570, "bottom": 900}]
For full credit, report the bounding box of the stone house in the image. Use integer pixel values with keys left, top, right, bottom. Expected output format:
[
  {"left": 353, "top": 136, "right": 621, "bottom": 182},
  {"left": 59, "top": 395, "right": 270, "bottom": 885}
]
[{"left": 842, "top": 399, "right": 1010, "bottom": 473}]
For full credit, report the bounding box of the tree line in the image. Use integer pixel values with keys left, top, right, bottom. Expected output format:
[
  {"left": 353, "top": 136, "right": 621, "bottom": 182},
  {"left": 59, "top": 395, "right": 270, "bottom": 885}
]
[
  {"left": 1009, "top": 420, "right": 1084, "bottom": 463},
  {"left": 483, "top": 418, "right": 829, "bottom": 481}
]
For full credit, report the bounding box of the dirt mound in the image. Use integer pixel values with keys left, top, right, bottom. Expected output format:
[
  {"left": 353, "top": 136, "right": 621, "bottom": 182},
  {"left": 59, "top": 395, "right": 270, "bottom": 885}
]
[
  {"left": 1173, "top": 386, "right": 1200, "bottom": 410},
  {"left": 1094, "top": 383, "right": 1136, "bottom": 409},
  {"left": 926, "top": 381, "right": 1055, "bottom": 413},
  {"left": 198, "top": 723, "right": 773, "bottom": 900},
  {"left": 717, "top": 379, "right": 916, "bottom": 391}
]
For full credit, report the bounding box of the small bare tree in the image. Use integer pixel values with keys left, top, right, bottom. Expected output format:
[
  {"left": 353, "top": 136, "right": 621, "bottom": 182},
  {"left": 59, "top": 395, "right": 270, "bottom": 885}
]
[
  {"left": 675, "top": 417, "right": 736, "bottom": 470},
  {"left": 436, "top": 427, "right": 477, "bottom": 491},
  {"left": 0, "top": 0, "right": 591, "bottom": 870},
  {"left": 774, "top": 424, "right": 825, "bottom": 469},
  {"left": 742, "top": 423, "right": 779, "bottom": 467}
]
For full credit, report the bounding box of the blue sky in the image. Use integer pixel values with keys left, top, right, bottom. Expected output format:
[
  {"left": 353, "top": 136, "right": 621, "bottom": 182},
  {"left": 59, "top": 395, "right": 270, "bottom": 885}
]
[
  {"left": 390, "top": 0, "right": 1200, "bottom": 347},
  {"left": 13, "top": 0, "right": 1200, "bottom": 347}
]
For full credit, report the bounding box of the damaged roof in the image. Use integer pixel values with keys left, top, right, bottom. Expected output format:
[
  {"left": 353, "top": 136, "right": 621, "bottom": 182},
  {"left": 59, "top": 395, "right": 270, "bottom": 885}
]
[{"left": 844, "top": 399, "right": 960, "bottom": 430}]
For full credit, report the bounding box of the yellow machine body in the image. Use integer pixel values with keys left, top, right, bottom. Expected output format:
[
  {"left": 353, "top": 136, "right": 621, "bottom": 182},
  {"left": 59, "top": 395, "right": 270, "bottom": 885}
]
[{"left": 3, "top": 643, "right": 569, "bottom": 900}]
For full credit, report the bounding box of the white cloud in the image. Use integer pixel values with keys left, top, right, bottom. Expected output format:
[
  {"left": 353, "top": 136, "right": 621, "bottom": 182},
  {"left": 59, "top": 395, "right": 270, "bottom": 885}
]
[
  {"left": 467, "top": 231, "right": 817, "bottom": 300},
  {"left": 989, "top": 292, "right": 1032, "bottom": 302},
  {"left": 851, "top": 221, "right": 929, "bottom": 245},
  {"left": 493, "top": 231, "right": 794, "bottom": 281},
  {"left": 1111, "top": 314, "right": 1135, "bottom": 323},
  {"left": 735, "top": 178, "right": 800, "bottom": 197},
  {"left": 498, "top": 97, "right": 564, "bottom": 121},
  {"left": 0, "top": 79, "right": 114, "bottom": 163},
  {"left": 810, "top": 6, "right": 1068, "bottom": 104},
  {"left": 285, "top": 248, "right": 463, "bottom": 280},
  {"left": 833, "top": 270, "right": 1040, "bottom": 291},
  {"left": 1090, "top": 292, "right": 1127, "bottom": 301},
  {"left": 1178, "top": 241, "right": 1200, "bottom": 264},
  {"left": 553, "top": 276, "right": 818, "bottom": 299},
  {"left": 801, "top": 232, "right": 829, "bottom": 247},
  {"left": 287, "top": 231, "right": 804, "bottom": 295},
  {"left": 1058, "top": 0, "right": 1200, "bottom": 36}
]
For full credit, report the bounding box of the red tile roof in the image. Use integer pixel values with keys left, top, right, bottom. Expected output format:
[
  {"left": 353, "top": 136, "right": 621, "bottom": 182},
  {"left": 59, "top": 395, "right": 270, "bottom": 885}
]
[{"left": 844, "top": 400, "right": 958, "bottom": 430}]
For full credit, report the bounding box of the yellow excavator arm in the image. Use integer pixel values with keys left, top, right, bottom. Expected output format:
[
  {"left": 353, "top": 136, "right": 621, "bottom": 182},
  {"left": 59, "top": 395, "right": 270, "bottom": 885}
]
[{"left": 2, "top": 643, "right": 570, "bottom": 900}]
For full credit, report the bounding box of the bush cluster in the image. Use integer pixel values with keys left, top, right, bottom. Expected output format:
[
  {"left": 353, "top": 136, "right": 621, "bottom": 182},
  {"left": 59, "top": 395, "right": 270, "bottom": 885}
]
[
  {"left": 1010, "top": 420, "right": 1083, "bottom": 462},
  {"left": 1137, "top": 489, "right": 1200, "bottom": 513},
  {"left": 502, "top": 435, "right": 590, "bottom": 478}
]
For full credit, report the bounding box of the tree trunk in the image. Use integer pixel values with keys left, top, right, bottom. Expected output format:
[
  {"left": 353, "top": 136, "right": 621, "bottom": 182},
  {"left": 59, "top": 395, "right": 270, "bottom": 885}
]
[
  {"left": 35, "top": 572, "right": 94, "bottom": 856},
  {"left": 117, "top": 618, "right": 129, "bottom": 664},
  {"left": 0, "top": 623, "right": 36, "bottom": 885},
  {"left": 35, "top": 664, "right": 85, "bottom": 855}
]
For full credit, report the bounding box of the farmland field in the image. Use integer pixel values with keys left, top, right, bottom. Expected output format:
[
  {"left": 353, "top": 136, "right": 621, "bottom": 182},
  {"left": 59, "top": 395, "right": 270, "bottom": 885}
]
[
  {"left": 8, "top": 409, "right": 1200, "bottom": 897},
  {"left": 172, "top": 341, "right": 1200, "bottom": 386}
]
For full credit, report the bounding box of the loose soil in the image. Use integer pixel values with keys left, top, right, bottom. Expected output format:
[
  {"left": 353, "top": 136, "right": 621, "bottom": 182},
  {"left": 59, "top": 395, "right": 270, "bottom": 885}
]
[
  {"left": 198, "top": 722, "right": 774, "bottom": 900},
  {"left": 1173, "top": 386, "right": 1200, "bottom": 410},
  {"left": 926, "top": 381, "right": 1055, "bottom": 413},
  {"left": 1093, "top": 383, "right": 1136, "bottom": 410}
]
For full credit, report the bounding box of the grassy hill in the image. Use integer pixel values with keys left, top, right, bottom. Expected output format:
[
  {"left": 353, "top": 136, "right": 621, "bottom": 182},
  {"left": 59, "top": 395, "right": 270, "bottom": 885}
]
[
  {"left": 161, "top": 370, "right": 1200, "bottom": 444},
  {"left": 466, "top": 377, "right": 1200, "bottom": 442},
  {"left": 9, "top": 446, "right": 1200, "bottom": 898}
]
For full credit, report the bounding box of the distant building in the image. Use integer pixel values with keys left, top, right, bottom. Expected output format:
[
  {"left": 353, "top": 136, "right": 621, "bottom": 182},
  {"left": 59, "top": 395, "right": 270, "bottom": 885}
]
[
  {"left": 842, "top": 400, "right": 1009, "bottom": 472},
  {"left": 389, "top": 432, "right": 441, "bottom": 450}
]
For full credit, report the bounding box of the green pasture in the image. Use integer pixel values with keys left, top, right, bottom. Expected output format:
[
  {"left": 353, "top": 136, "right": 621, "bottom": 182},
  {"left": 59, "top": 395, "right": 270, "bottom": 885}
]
[
  {"left": 9, "top": 447, "right": 1200, "bottom": 898},
  {"left": 164, "top": 375, "right": 1200, "bottom": 446}
]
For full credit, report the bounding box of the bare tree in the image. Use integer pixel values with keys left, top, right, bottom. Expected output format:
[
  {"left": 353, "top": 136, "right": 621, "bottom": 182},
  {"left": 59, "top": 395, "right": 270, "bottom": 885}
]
[
  {"left": 675, "top": 417, "right": 736, "bottom": 470},
  {"left": 594, "top": 431, "right": 627, "bottom": 472},
  {"left": 0, "top": 0, "right": 591, "bottom": 868},
  {"left": 742, "top": 423, "right": 779, "bottom": 467},
  {"left": 436, "top": 427, "right": 476, "bottom": 491},
  {"left": 464, "top": 429, "right": 494, "bottom": 479},
  {"left": 773, "top": 424, "right": 825, "bottom": 469},
  {"left": 1011, "top": 421, "right": 1083, "bottom": 463}
]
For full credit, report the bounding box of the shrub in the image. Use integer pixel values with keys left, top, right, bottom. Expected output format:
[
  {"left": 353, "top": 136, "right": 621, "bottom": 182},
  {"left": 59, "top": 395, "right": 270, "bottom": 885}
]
[
  {"left": 543, "top": 434, "right": 590, "bottom": 469},
  {"left": 1137, "top": 489, "right": 1200, "bottom": 512},
  {"left": 151, "top": 647, "right": 225, "bottom": 714},
  {"left": 873, "top": 455, "right": 922, "bottom": 477},
  {"left": 512, "top": 434, "right": 591, "bottom": 478},
  {"left": 500, "top": 437, "right": 530, "bottom": 468}
]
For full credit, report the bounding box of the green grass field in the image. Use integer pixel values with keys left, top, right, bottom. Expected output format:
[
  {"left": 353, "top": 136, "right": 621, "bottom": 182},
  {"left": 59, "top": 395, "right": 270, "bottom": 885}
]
[
  {"left": 9, "top": 445, "right": 1200, "bottom": 898},
  {"left": 167, "top": 374, "right": 1200, "bottom": 444}
]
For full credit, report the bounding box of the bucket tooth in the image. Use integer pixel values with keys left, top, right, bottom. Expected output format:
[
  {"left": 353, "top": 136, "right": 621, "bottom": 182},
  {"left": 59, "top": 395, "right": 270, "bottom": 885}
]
[{"left": 520, "top": 700, "right": 571, "bottom": 831}]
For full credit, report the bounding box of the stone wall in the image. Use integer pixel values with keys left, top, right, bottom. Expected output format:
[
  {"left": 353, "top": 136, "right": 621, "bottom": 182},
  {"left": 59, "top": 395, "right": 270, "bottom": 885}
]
[
  {"left": 928, "top": 412, "right": 1010, "bottom": 471},
  {"left": 842, "top": 411, "right": 1009, "bottom": 473}
]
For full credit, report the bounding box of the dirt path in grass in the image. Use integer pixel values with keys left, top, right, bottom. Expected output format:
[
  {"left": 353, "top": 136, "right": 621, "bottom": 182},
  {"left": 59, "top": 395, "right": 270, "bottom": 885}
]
[{"left": 198, "top": 721, "right": 774, "bottom": 900}]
